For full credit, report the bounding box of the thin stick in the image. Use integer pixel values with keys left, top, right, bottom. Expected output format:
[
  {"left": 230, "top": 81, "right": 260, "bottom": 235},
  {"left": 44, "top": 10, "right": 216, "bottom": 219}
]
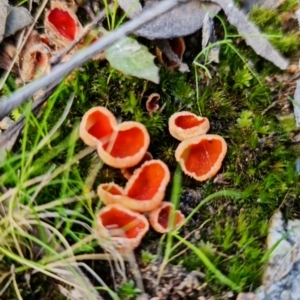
[{"left": 0, "top": 0, "right": 189, "bottom": 120}]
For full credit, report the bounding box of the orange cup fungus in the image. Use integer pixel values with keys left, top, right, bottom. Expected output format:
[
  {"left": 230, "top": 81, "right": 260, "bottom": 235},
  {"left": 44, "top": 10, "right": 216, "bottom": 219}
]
[
  {"left": 45, "top": 1, "right": 82, "bottom": 48},
  {"left": 121, "top": 151, "right": 153, "bottom": 180},
  {"left": 79, "top": 106, "right": 117, "bottom": 147},
  {"left": 97, "top": 160, "right": 170, "bottom": 213},
  {"left": 169, "top": 111, "right": 210, "bottom": 141},
  {"left": 175, "top": 134, "right": 227, "bottom": 181},
  {"left": 97, "top": 121, "right": 150, "bottom": 169},
  {"left": 97, "top": 183, "right": 124, "bottom": 206},
  {"left": 123, "top": 160, "right": 170, "bottom": 212},
  {"left": 149, "top": 201, "right": 185, "bottom": 233},
  {"left": 79, "top": 107, "right": 150, "bottom": 169},
  {"left": 95, "top": 204, "right": 149, "bottom": 250}
]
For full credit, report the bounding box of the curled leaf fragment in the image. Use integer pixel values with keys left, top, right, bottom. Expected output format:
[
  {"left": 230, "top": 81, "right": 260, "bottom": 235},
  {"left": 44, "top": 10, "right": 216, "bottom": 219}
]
[{"left": 134, "top": 0, "right": 220, "bottom": 39}]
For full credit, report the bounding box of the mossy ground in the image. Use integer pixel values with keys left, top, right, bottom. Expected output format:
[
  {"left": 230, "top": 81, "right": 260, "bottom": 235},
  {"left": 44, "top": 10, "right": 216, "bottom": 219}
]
[{"left": 1, "top": 1, "right": 300, "bottom": 299}]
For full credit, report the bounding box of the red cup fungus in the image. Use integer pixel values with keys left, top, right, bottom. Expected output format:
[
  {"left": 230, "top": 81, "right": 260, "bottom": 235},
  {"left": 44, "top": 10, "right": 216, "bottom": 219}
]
[
  {"left": 121, "top": 151, "right": 153, "bottom": 180},
  {"left": 45, "top": 1, "right": 82, "bottom": 48},
  {"left": 97, "top": 121, "right": 150, "bottom": 169},
  {"left": 80, "top": 107, "right": 150, "bottom": 168},
  {"left": 148, "top": 201, "right": 185, "bottom": 233},
  {"left": 97, "top": 183, "right": 125, "bottom": 206},
  {"left": 122, "top": 159, "right": 171, "bottom": 212},
  {"left": 169, "top": 111, "right": 210, "bottom": 141},
  {"left": 175, "top": 134, "right": 227, "bottom": 181},
  {"left": 95, "top": 204, "right": 149, "bottom": 250},
  {"left": 79, "top": 106, "right": 117, "bottom": 147},
  {"left": 97, "top": 160, "right": 170, "bottom": 212}
]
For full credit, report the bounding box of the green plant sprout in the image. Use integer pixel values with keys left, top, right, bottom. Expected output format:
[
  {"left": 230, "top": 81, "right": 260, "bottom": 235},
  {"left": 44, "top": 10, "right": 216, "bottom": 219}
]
[
  {"left": 192, "top": 11, "right": 288, "bottom": 114},
  {"left": 0, "top": 80, "right": 125, "bottom": 299},
  {"left": 157, "top": 166, "right": 242, "bottom": 291},
  {"left": 118, "top": 280, "right": 141, "bottom": 299},
  {"left": 141, "top": 250, "right": 157, "bottom": 265}
]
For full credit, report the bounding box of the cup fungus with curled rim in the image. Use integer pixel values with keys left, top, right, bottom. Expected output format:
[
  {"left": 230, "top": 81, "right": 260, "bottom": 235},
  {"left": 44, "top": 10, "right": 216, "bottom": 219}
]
[
  {"left": 96, "top": 204, "right": 149, "bottom": 250},
  {"left": 121, "top": 159, "right": 171, "bottom": 213},
  {"left": 175, "top": 134, "right": 227, "bottom": 182},
  {"left": 121, "top": 151, "right": 153, "bottom": 180},
  {"left": 169, "top": 111, "right": 210, "bottom": 141},
  {"left": 149, "top": 202, "right": 185, "bottom": 234},
  {"left": 146, "top": 93, "right": 160, "bottom": 113},
  {"left": 19, "top": 32, "right": 52, "bottom": 83},
  {"left": 79, "top": 106, "right": 117, "bottom": 147},
  {"left": 97, "top": 121, "right": 150, "bottom": 169},
  {"left": 97, "top": 183, "right": 125, "bottom": 206},
  {"left": 44, "top": 1, "right": 82, "bottom": 48}
]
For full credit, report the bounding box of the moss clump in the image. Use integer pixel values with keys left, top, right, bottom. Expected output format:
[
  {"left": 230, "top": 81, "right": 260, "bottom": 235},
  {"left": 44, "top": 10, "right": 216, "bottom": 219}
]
[{"left": 249, "top": 1, "right": 300, "bottom": 55}]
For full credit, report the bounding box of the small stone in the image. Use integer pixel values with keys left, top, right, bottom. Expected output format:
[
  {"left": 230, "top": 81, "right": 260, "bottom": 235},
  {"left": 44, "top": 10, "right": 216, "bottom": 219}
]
[
  {"left": 0, "top": 117, "right": 14, "bottom": 130},
  {"left": 287, "top": 64, "right": 298, "bottom": 74},
  {"left": 236, "top": 293, "right": 259, "bottom": 300}
]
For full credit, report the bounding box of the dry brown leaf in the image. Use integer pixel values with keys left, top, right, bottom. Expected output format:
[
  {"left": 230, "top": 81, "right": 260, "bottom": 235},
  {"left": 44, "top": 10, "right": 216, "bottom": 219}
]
[
  {"left": 4, "top": 6, "right": 33, "bottom": 37},
  {"left": 0, "top": 0, "right": 9, "bottom": 43},
  {"left": 118, "top": 0, "right": 142, "bottom": 19},
  {"left": 134, "top": 0, "right": 220, "bottom": 39},
  {"left": 213, "top": 0, "right": 289, "bottom": 70}
]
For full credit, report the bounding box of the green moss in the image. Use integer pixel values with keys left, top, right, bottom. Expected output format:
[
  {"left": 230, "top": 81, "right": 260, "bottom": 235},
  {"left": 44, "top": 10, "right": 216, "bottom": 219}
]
[{"left": 249, "top": 4, "right": 300, "bottom": 55}]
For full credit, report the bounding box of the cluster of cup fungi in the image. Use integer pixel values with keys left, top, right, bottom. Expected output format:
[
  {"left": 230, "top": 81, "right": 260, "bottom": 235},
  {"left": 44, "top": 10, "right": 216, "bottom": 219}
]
[
  {"left": 8, "top": 0, "right": 227, "bottom": 250},
  {"left": 79, "top": 107, "right": 227, "bottom": 251},
  {"left": 3, "top": 0, "right": 103, "bottom": 83},
  {"left": 3, "top": 0, "right": 187, "bottom": 84}
]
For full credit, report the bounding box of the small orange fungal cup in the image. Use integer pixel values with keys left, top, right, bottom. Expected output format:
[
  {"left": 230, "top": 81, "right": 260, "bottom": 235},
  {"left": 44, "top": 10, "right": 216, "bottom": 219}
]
[
  {"left": 19, "top": 31, "right": 52, "bottom": 83},
  {"left": 80, "top": 107, "right": 150, "bottom": 168},
  {"left": 79, "top": 106, "right": 117, "bottom": 147},
  {"left": 95, "top": 204, "right": 149, "bottom": 250},
  {"left": 175, "top": 134, "right": 227, "bottom": 181},
  {"left": 97, "top": 183, "right": 125, "bottom": 206},
  {"left": 44, "top": 1, "right": 82, "bottom": 48},
  {"left": 148, "top": 201, "right": 185, "bottom": 233},
  {"left": 169, "top": 111, "right": 210, "bottom": 141},
  {"left": 122, "top": 159, "right": 171, "bottom": 213},
  {"left": 97, "top": 121, "right": 150, "bottom": 169}
]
